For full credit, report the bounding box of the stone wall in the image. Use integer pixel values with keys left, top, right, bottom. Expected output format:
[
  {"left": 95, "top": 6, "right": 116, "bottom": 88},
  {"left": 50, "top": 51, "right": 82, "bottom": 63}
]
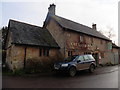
[
  {"left": 46, "top": 18, "right": 66, "bottom": 57},
  {"left": 45, "top": 18, "right": 112, "bottom": 65},
  {"left": 6, "top": 45, "right": 25, "bottom": 70},
  {"left": 6, "top": 45, "right": 59, "bottom": 71}
]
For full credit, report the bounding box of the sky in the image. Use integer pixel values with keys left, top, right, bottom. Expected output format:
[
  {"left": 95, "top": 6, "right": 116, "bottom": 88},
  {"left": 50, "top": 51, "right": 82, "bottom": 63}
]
[{"left": 1, "top": 0, "right": 119, "bottom": 45}]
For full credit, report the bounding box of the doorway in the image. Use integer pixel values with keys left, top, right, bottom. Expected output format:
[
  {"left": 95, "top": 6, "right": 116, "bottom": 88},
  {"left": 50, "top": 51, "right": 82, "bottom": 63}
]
[{"left": 93, "top": 53, "right": 99, "bottom": 66}]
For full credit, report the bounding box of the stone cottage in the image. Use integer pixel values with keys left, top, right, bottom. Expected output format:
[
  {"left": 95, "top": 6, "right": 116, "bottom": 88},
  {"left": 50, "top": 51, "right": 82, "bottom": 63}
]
[
  {"left": 5, "top": 19, "right": 60, "bottom": 71},
  {"left": 5, "top": 4, "right": 119, "bottom": 71},
  {"left": 43, "top": 4, "right": 114, "bottom": 66}
]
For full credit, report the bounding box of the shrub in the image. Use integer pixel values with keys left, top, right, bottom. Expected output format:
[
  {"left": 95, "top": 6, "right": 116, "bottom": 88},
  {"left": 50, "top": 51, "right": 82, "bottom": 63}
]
[
  {"left": 105, "top": 62, "right": 114, "bottom": 66},
  {"left": 25, "top": 55, "right": 64, "bottom": 73},
  {"left": 13, "top": 69, "right": 25, "bottom": 76}
]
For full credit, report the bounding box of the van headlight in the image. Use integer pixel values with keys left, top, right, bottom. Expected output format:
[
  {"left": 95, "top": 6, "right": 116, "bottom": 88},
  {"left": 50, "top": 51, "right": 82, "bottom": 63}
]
[{"left": 61, "top": 64, "right": 68, "bottom": 67}]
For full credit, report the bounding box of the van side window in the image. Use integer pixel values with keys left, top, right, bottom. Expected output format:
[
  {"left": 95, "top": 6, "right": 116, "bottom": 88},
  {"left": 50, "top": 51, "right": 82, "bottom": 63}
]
[
  {"left": 83, "top": 55, "right": 89, "bottom": 61},
  {"left": 88, "top": 55, "right": 94, "bottom": 60},
  {"left": 77, "top": 56, "right": 84, "bottom": 61}
]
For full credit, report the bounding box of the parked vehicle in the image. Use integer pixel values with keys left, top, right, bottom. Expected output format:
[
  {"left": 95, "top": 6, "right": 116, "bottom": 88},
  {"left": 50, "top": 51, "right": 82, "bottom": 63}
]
[{"left": 54, "top": 54, "right": 96, "bottom": 76}]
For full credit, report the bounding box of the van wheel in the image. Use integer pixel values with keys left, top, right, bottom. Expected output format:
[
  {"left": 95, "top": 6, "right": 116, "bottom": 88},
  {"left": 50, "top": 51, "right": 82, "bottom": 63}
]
[
  {"left": 69, "top": 67, "right": 76, "bottom": 77},
  {"left": 89, "top": 64, "right": 95, "bottom": 73}
]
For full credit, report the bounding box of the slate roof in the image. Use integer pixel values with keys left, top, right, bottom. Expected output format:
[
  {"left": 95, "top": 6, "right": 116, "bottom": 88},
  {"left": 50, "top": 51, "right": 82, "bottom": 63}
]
[
  {"left": 8, "top": 19, "right": 60, "bottom": 48},
  {"left": 112, "top": 43, "right": 120, "bottom": 49},
  {"left": 46, "top": 14, "right": 111, "bottom": 41}
]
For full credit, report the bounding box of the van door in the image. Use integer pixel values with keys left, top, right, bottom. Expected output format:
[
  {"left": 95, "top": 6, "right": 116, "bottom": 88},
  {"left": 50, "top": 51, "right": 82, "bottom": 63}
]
[
  {"left": 76, "top": 56, "right": 86, "bottom": 70},
  {"left": 83, "top": 55, "right": 92, "bottom": 69}
]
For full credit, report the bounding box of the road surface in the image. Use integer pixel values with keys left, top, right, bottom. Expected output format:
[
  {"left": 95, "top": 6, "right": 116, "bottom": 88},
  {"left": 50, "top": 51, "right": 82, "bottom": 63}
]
[{"left": 2, "top": 65, "right": 118, "bottom": 88}]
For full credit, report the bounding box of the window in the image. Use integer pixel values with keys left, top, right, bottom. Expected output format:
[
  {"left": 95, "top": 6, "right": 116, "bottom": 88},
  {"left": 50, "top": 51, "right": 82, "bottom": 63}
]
[
  {"left": 83, "top": 55, "right": 89, "bottom": 61},
  {"left": 43, "top": 49, "right": 49, "bottom": 56},
  {"left": 100, "top": 40, "right": 103, "bottom": 44},
  {"left": 39, "top": 48, "right": 49, "bottom": 57},
  {"left": 106, "top": 41, "right": 108, "bottom": 44},
  {"left": 39, "top": 48, "right": 42, "bottom": 56},
  {"left": 68, "top": 51, "right": 72, "bottom": 56},
  {"left": 8, "top": 47, "right": 11, "bottom": 56},
  {"left": 67, "top": 33, "right": 70, "bottom": 37},
  {"left": 87, "top": 55, "right": 94, "bottom": 60},
  {"left": 91, "top": 37, "right": 93, "bottom": 43},
  {"left": 77, "top": 56, "right": 84, "bottom": 61},
  {"left": 84, "top": 52, "right": 91, "bottom": 55},
  {"left": 80, "top": 35, "right": 84, "bottom": 42},
  {"left": 101, "top": 52, "right": 104, "bottom": 58}
]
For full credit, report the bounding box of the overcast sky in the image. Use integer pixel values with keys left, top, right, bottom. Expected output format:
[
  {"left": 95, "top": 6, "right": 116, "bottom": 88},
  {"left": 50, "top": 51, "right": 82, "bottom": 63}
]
[{"left": 1, "top": 0, "right": 119, "bottom": 45}]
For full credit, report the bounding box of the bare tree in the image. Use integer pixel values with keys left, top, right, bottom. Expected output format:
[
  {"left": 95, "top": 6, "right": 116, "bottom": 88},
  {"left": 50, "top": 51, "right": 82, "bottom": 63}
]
[
  {"left": 106, "top": 26, "right": 115, "bottom": 39},
  {"left": 98, "top": 26, "right": 116, "bottom": 40}
]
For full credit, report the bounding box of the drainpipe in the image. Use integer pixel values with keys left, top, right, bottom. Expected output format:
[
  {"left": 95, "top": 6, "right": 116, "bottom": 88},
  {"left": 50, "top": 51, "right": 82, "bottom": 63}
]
[
  {"left": 64, "top": 28, "right": 67, "bottom": 57},
  {"left": 114, "top": 53, "right": 115, "bottom": 65},
  {"left": 24, "top": 46, "right": 27, "bottom": 69}
]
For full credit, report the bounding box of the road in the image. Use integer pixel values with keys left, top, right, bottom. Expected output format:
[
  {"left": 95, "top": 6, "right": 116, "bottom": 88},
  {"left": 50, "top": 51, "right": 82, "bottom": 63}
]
[
  {"left": 2, "top": 65, "right": 118, "bottom": 88},
  {"left": 119, "top": 65, "right": 120, "bottom": 89}
]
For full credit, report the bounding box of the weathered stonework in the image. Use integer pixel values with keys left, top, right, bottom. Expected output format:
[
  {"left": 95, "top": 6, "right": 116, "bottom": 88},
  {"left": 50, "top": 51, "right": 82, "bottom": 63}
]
[
  {"left": 46, "top": 16, "right": 114, "bottom": 65},
  {"left": 6, "top": 45, "right": 25, "bottom": 70},
  {"left": 6, "top": 45, "right": 60, "bottom": 71}
]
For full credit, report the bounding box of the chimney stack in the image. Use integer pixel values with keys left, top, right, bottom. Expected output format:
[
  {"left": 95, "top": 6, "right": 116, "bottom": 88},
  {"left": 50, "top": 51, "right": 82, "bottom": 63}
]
[
  {"left": 48, "top": 3, "right": 56, "bottom": 15},
  {"left": 92, "top": 23, "right": 97, "bottom": 30}
]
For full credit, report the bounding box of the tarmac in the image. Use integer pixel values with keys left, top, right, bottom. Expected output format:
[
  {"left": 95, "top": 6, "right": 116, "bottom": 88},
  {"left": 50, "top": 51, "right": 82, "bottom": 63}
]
[
  {"left": 21, "top": 65, "right": 119, "bottom": 77},
  {"left": 94, "top": 65, "right": 118, "bottom": 75}
]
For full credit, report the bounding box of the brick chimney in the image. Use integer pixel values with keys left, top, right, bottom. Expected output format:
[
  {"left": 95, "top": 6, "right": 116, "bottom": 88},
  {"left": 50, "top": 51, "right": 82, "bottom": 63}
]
[
  {"left": 48, "top": 3, "right": 56, "bottom": 15},
  {"left": 92, "top": 23, "right": 97, "bottom": 30}
]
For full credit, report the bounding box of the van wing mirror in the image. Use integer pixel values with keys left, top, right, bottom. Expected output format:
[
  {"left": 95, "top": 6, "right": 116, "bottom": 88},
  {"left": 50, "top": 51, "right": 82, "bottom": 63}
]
[{"left": 77, "top": 60, "right": 81, "bottom": 63}]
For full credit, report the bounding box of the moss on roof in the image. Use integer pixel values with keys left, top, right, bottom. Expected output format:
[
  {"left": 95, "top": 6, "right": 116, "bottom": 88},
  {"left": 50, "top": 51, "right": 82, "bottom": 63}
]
[{"left": 8, "top": 19, "right": 60, "bottom": 48}]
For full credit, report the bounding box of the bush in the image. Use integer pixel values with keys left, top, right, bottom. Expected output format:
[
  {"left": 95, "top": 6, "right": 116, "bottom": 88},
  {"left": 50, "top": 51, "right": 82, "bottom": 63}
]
[
  {"left": 13, "top": 69, "right": 25, "bottom": 76},
  {"left": 2, "top": 63, "right": 9, "bottom": 72},
  {"left": 105, "top": 62, "right": 114, "bottom": 66},
  {"left": 25, "top": 54, "right": 64, "bottom": 74},
  {"left": 25, "top": 57, "right": 43, "bottom": 73},
  {"left": 2, "top": 50, "right": 6, "bottom": 65}
]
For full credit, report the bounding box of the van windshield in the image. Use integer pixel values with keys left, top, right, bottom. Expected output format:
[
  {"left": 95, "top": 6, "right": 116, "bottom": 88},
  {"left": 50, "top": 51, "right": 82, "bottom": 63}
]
[{"left": 64, "top": 55, "right": 78, "bottom": 62}]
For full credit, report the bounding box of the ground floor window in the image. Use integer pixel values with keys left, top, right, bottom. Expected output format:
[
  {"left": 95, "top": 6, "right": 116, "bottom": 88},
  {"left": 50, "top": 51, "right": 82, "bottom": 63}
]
[
  {"left": 39, "top": 48, "right": 42, "bottom": 56},
  {"left": 84, "top": 52, "right": 91, "bottom": 54},
  {"left": 43, "top": 49, "right": 49, "bottom": 56},
  {"left": 68, "top": 51, "right": 72, "bottom": 56},
  {"left": 39, "top": 48, "right": 49, "bottom": 56},
  {"left": 101, "top": 52, "right": 104, "bottom": 58}
]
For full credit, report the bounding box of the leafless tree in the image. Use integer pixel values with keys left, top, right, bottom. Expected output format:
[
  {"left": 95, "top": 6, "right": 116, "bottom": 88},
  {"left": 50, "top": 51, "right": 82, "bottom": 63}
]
[
  {"left": 98, "top": 26, "right": 116, "bottom": 40},
  {"left": 106, "top": 26, "right": 115, "bottom": 39}
]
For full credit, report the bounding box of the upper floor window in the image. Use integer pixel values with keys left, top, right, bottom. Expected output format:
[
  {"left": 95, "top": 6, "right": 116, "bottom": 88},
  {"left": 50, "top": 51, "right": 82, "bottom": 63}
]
[
  {"left": 67, "top": 33, "right": 70, "bottom": 37},
  {"left": 100, "top": 40, "right": 103, "bottom": 44},
  {"left": 80, "top": 35, "right": 84, "bottom": 42},
  {"left": 91, "top": 37, "right": 93, "bottom": 43}
]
